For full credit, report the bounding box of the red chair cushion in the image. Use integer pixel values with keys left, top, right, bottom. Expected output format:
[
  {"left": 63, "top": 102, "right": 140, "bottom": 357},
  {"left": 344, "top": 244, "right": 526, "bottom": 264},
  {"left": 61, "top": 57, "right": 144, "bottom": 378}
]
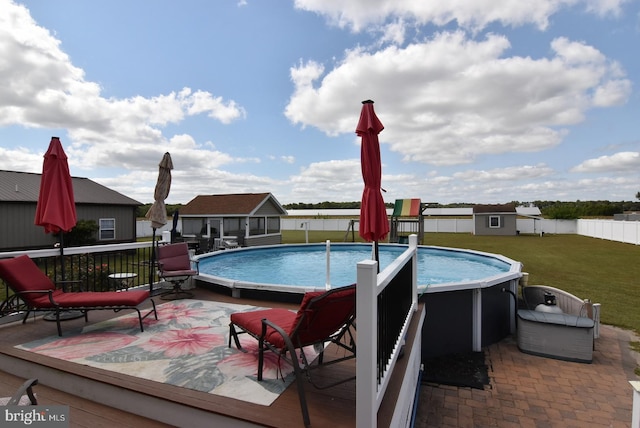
[
  {"left": 231, "top": 308, "right": 296, "bottom": 349},
  {"left": 157, "top": 243, "right": 192, "bottom": 272},
  {"left": 0, "top": 255, "right": 56, "bottom": 294},
  {"left": 293, "top": 287, "right": 355, "bottom": 345},
  {"left": 161, "top": 269, "right": 197, "bottom": 278},
  {"left": 52, "top": 290, "right": 150, "bottom": 308},
  {"left": 0, "top": 255, "right": 150, "bottom": 309},
  {"left": 231, "top": 285, "right": 356, "bottom": 350}
]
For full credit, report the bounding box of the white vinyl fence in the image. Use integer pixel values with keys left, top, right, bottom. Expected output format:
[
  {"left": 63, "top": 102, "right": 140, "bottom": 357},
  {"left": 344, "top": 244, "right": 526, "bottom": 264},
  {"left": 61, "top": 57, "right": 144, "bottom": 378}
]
[
  {"left": 136, "top": 220, "right": 181, "bottom": 238},
  {"left": 578, "top": 219, "right": 640, "bottom": 245},
  {"left": 282, "top": 218, "right": 578, "bottom": 236},
  {"left": 137, "top": 218, "right": 639, "bottom": 245}
]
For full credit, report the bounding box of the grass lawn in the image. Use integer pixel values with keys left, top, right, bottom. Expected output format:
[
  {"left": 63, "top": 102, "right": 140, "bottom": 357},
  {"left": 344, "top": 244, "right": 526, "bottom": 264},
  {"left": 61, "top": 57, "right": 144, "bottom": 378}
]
[{"left": 282, "top": 230, "right": 640, "bottom": 335}]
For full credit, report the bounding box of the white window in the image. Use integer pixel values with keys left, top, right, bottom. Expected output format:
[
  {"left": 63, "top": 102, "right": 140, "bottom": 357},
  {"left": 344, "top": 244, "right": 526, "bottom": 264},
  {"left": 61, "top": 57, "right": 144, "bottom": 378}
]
[
  {"left": 489, "top": 215, "right": 501, "bottom": 228},
  {"left": 99, "top": 218, "right": 116, "bottom": 240},
  {"left": 267, "top": 217, "right": 280, "bottom": 234}
]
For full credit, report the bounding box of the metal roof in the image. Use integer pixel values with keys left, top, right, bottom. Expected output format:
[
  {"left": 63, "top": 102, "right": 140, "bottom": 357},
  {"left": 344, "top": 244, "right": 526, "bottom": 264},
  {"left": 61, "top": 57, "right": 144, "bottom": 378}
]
[
  {"left": 473, "top": 203, "right": 517, "bottom": 214},
  {"left": 0, "top": 170, "right": 141, "bottom": 205}
]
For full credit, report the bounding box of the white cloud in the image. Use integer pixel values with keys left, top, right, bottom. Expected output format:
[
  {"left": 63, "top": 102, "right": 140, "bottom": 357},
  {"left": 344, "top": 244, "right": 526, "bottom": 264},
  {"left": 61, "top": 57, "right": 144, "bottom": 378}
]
[
  {"left": 571, "top": 152, "right": 640, "bottom": 173},
  {"left": 0, "top": 2, "right": 246, "bottom": 171},
  {"left": 379, "top": 19, "right": 407, "bottom": 45},
  {"left": 453, "top": 165, "right": 554, "bottom": 182},
  {"left": 285, "top": 32, "right": 630, "bottom": 166},
  {"left": 288, "top": 159, "right": 364, "bottom": 201},
  {"left": 592, "top": 80, "right": 633, "bottom": 107},
  {"left": 294, "top": 0, "right": 626, "bottom": 33}
]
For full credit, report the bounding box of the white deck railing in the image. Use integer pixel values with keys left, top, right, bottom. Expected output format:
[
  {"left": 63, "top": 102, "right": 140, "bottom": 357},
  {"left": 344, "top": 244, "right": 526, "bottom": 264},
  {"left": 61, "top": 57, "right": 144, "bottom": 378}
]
[{"left": 356, "top": 235, "right": 418, "bottom": 428}]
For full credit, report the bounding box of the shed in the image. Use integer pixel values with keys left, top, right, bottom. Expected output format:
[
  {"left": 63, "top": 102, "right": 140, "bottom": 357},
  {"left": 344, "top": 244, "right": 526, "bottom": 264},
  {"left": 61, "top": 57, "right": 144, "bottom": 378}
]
[
  {"left": 0, "top": 170, "right": 141, "bottom": 251},
  {"left": 472, "top": 203, "right": 518, "bottom": 236},
  {"left": 180, "top": 193, "right": 287, "bottom": 249}
]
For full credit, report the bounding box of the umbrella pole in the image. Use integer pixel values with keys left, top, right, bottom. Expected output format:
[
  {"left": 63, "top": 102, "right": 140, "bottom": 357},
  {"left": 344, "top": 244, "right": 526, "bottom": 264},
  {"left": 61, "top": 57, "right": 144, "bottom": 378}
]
[
  {"left": 44, "top": 231, "right": 84, "bottom": 321},
  {"left": 59, "top": 232, "right": 66, "bottom": 282},
  {"left": 374, "top": 240, "right": 380, "bottom": 273},
  {"left": 149, "top": 228, "right": 156, "bottom": 294}
]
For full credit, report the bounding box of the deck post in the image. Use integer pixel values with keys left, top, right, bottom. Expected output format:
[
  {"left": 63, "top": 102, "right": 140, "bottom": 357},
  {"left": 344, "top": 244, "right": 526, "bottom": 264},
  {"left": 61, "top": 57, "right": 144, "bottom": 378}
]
[
  {"left": 631, "top": 381, "right": 640, "bottom": 428},
  {"left": 356, "top": 259, "right": 378, "bottom": 428}
]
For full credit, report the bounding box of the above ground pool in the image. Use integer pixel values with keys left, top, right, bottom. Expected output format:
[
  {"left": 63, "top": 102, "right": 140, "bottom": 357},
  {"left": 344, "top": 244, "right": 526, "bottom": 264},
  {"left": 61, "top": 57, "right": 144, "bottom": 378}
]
[
  {"left": 195, "top": 243, "right": 518, "bottom": 292},
  {"left": 195, "top": 242, "right": 523, "bottom": 358}
]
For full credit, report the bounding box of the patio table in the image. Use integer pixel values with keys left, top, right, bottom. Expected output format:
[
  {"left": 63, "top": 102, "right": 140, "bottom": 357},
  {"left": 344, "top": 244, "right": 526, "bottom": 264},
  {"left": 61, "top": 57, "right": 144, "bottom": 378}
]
[{"left": 108, "top": 272, "right": 137, "bottom": 290}]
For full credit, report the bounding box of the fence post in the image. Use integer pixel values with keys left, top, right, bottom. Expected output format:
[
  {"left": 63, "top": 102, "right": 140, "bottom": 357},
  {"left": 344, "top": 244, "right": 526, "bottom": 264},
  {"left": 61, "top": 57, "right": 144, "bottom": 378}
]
[{"left": 356, "top": 259, "right": 378, "bottom": 428}]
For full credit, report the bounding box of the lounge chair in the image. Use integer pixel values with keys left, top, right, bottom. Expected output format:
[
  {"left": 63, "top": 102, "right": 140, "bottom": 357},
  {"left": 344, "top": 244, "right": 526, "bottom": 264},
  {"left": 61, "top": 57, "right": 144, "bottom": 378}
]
[
  {"left": 0, "top": 378, "right": 38, "bottom": 406},
  {"left": 0, "top": 255, "right": 157, "bottom": 336},
  {"left": 221, "top": 237, "right": 238, "bottom": 249},
  {"left": 229, "top": 284, "right": 356, "bottom": 428},
  {"left": 156, "top": 242, "right": 198, "bottom": 300}
]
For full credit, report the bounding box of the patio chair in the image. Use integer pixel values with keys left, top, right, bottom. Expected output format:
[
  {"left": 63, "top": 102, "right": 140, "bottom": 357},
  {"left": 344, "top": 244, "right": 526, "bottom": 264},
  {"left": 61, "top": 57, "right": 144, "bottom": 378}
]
[
  {"left": 228, "top": 284, "right": 356, "bottom": 428},
  {"left": 197, "top": 237, "right": 212, "bottom": 254},
  {"left": 0, "top": 255, "right": 157, "bottom": 336},
  {"left": 0, "top": 378, "right": 38, "bottom": 406},
  {"left": 156, "top": 242, "right": 198, "bottom": 300}
]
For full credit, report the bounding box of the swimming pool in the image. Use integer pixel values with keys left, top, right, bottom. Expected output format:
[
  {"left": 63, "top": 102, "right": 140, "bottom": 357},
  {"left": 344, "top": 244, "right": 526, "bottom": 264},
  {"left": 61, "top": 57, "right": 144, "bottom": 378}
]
[
  {"left": 194, "top": 242, "right": 523, "bottom": 358},
  {"left": 195, "top": 242, "right": 519, "bottom": 293}
]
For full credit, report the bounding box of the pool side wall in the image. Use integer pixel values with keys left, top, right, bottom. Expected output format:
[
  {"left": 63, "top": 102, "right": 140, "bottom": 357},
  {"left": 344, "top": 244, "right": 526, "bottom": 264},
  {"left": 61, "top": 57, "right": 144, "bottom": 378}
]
[{"left": 420, "top": 280, "right": 514, "bottom": 359}]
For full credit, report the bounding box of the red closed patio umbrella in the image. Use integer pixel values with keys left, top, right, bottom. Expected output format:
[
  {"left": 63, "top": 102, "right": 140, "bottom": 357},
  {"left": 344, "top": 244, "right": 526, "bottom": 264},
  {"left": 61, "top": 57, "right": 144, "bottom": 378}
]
[
  {"left": 34, "top": 137, "right": 77, "bottom": 281},
  {"left": 357, "top": 100, "right": 389, "bottom": 265},
  {"left": 35, "top": 137, "right": 77, "bottom": 234}
]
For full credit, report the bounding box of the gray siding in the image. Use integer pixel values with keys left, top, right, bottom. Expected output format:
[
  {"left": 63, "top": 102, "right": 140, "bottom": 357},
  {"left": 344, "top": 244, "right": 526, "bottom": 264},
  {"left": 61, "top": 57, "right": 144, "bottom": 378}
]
[
  {"left": 254, "top": 199, "right": 283, "bottom": 216},
  {"left": 474, "top": 214, "right": 517, "bottom": 236},
  {"left": 0, "top": 170, "right": 141, "bottom": 251},
  {"left": 77, "top": 205, "right": 137, "bottom": 242},
  {"left": 0, "top": 203, "right": 137, "bottom": 251},
  {"left": 244, "top": 234, "right": 282, "bottom": 247},
  {"left": 0, "top": 202, "right": 49, "bottom": 250}
]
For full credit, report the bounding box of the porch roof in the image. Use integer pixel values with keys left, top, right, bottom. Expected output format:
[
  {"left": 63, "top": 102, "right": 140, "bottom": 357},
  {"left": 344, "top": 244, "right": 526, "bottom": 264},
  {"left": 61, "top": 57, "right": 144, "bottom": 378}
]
[{"left": 180, "top": 192, "right": 287, "bottom": 216}]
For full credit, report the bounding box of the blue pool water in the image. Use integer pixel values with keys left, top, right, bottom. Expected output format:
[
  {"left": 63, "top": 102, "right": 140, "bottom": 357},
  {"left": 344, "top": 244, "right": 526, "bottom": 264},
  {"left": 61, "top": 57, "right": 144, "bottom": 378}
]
[{"left": 197, "top": 243, "right": 512, "bottom": 288}]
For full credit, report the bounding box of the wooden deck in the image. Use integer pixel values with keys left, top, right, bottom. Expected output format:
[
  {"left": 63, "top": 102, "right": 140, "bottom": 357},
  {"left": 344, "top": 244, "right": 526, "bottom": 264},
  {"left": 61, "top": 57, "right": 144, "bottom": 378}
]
[{"left": 0, "top": 288, "right": 420, "bottom": 427}]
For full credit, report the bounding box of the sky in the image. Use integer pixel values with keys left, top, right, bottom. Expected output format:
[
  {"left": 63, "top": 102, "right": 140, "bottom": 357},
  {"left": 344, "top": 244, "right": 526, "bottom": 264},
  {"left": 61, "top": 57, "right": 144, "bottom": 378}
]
[{"left": 1, "top": 0, "right": 639, "bottom": 206}]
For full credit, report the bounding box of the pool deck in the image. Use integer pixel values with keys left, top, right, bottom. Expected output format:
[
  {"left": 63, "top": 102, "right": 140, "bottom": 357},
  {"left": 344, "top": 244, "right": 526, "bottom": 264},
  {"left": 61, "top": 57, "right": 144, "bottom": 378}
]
[
  {"left": 0, "top": 287, "right": 638, "bottom": 427},
  {"left": 417, "top": 323, "right": 639, "bottom": 427}
]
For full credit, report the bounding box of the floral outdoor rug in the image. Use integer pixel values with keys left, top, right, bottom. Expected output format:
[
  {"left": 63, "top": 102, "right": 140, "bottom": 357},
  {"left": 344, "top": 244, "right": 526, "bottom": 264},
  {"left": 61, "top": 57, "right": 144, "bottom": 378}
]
[{"left": 16, "top": 300, "right": 317, "bottom": 406}]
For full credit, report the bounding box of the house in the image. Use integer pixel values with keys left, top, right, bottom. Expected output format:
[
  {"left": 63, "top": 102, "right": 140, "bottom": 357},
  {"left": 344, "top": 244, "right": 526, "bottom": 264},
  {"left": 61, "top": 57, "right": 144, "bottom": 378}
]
[
  {"left": 0, "top": 170, "right": 140, "bottom": 251},
  {"left": 472, "top": 203, "right": 518, "bottom": 235},
  {"left": 179, "top": 193, "right": 287, "bottom": 249}
]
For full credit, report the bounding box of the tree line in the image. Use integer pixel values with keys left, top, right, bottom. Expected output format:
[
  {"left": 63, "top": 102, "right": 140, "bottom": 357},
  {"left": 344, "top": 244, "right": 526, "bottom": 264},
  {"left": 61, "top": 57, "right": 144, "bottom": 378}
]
[{"left": 285, "top": 200, "right": 640, "bottom": 219}]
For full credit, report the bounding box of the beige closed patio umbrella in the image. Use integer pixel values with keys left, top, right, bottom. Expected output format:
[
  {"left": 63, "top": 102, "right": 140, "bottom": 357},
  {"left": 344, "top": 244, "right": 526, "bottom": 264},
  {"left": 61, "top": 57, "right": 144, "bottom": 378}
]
[{"left": 146, "top": 152, "right": 173, "bottom": 292}]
